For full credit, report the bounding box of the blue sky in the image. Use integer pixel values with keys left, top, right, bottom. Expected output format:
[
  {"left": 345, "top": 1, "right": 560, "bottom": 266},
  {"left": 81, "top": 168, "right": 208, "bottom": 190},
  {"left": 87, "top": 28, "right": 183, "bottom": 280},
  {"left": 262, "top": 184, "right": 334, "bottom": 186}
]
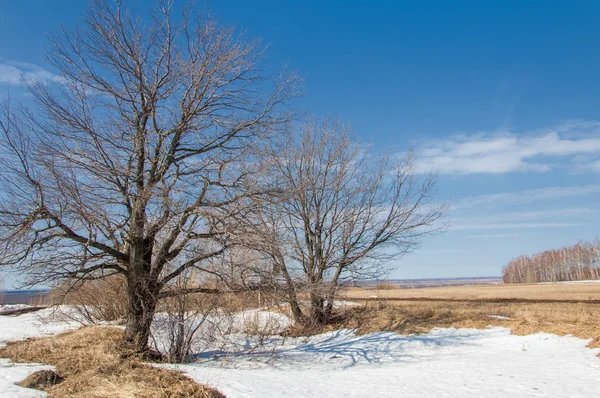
[{"left": 1, "top": 0, "right": 600, "bottom": 285}]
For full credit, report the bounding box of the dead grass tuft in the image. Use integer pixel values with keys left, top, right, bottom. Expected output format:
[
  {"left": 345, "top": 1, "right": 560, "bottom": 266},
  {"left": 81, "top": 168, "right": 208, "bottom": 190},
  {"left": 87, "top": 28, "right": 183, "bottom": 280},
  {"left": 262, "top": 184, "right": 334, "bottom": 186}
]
[
  {"left": 19, "top": 369, "right": 63, "bottom": 389},
  {"left": 0, "top": 326, "right": 224, "bottom": 398}
]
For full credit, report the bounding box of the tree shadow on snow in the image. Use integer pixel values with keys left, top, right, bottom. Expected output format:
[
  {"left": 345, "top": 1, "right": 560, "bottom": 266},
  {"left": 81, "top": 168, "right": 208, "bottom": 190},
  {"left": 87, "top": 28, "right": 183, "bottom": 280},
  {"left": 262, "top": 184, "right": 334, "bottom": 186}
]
[{"left": 192, "top": 328, "right": 490, "bottom": 370}]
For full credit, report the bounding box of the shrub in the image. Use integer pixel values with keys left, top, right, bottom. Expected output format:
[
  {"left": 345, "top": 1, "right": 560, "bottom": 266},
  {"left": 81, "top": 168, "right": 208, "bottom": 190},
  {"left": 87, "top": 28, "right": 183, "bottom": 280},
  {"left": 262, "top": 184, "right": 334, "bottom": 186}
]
[{"left": 53, "top": 275, "right": 128, "bottom": 323}]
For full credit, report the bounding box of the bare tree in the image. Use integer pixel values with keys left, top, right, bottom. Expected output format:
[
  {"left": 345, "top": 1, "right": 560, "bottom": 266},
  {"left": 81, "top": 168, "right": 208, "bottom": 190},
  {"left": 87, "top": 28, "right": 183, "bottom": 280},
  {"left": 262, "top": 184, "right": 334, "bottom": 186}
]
[
  {"left": 0, "top": 0, "right": 298, "bottom": 353},
  {"left": 249, "top": 117, "right": 446, "bottom": 325}
]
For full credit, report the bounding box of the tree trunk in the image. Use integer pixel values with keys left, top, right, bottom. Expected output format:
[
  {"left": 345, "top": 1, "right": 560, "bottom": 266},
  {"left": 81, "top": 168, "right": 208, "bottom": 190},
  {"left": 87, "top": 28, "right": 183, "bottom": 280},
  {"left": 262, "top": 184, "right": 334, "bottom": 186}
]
[
  {"left": 123, "top": 238, "right": 158, "bottom": 353},
  {"left": 288, "top": 296, "right": 305, "bottom": 324},
  {"left": 309, "top": 293, "right": 329, "bottom": 325},
  {"left": 276, "top": 257, "right": 307, "bottom": 324},
  {"left": 124, "top": 275, "right": 158, "bottom": 353}
]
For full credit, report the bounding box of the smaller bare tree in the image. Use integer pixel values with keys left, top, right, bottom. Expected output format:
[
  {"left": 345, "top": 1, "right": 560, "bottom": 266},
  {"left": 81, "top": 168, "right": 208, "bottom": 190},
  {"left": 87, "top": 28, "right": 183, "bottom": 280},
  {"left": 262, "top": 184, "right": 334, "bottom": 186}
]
[{"left": 250, "top": 117, "right": 447, "bottom": 326}]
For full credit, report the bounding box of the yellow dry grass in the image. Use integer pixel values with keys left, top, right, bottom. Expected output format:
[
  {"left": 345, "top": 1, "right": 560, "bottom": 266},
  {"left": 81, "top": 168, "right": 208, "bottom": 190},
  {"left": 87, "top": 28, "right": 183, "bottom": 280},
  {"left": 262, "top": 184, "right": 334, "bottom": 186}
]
[
  {"left": 335, "top": 283, "right": 600, "bottom": 352},
  {"left": 342, "top": 282, "right": 600, "bottom": 301},
  {"left": 0, "top": 326, "right": 224, "bottom": 398}
]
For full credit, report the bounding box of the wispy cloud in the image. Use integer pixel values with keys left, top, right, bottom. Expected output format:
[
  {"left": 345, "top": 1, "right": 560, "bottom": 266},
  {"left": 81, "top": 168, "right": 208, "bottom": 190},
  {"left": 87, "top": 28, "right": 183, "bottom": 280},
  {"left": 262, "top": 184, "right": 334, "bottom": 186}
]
[
  {"left": 453, "top": 185, "right": 600, "bottom": 210},
  {"left": 452, "top": 207, "right": 593, "bottom": 225},
  {"left": 462, "top": 233, "right": 520, "bottom": 239},
  {"left": 416, "top": 121, "right": 600, "bottom": 174},
  {"left": 450, "top": 222, "right": 584, "bottom": 231},
  {"left": 450, "top": 202, "right": 595, "bottom": 232},
  {"left": 0, "top": 59, "right": 62, "bottom": 86}
]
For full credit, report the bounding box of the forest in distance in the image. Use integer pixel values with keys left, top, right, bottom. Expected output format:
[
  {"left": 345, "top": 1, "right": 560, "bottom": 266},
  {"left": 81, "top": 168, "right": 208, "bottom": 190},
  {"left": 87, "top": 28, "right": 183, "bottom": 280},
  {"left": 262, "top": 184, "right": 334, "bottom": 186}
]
[{"left": 502, "top": 239, "right": 600, "bottom": 283}]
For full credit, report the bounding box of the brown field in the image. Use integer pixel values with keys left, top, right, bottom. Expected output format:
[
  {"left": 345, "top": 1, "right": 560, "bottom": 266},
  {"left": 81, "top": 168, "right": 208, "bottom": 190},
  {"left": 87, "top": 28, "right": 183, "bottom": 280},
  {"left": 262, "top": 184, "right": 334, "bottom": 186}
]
[
  {"left": 342, "top": 282, "right": 600, "bottom": 301},
  {"left": 335, "top": 282, "right": 600, "bottom": 351}
]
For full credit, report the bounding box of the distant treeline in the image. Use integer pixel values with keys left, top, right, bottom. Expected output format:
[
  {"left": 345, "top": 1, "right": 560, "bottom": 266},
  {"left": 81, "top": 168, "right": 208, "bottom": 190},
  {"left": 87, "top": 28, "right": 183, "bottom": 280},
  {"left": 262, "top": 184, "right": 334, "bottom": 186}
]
[{"left": 502, "top": 239, "right": 600, "bottom": 283}]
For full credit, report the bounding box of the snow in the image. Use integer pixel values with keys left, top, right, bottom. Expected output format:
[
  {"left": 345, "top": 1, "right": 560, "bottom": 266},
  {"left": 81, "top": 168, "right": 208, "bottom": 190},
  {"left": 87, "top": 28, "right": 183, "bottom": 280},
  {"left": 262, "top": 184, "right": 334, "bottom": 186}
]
[
  {"left": 1, "top": 306, "right": 600, "bottom": 397},
  {"left": 539, "top": 280, "right": 600, "bottom": 284},
  {"left": 151, "top": 309, "right": 293, "bottom": 358},
  {"left": 0, "top": 360, "right": 50, "bottom": 398},
  {"left": 0, "top": 307, "right": 83, "bottom": 397},
  {"left": 164, "top": 327, "right": 600, "bottom": 398},
  {"left": 0, "top": 307, "right": 83, "bottom": 345},
  {"left": 487, "top": 315, "right": 511, "bottom": 320},
  {"left": 228, "top": 309, "right": 292, "bottom": 334},
  {"left": 0, "top": 304, "right": 33, "bottom": 314}
]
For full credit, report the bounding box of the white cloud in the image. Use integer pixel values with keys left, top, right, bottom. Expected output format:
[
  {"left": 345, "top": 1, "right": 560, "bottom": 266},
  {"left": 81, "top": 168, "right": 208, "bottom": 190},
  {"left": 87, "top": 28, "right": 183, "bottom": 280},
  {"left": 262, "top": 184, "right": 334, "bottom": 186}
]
[
  {"left": 450, "top": 222, "right": 584, "bottom": 231},
  {"left": 449, "top": 193, "right": 597, "bottom": 232},
  {"left": 0, "top": 60, "right": 62, "bottom": 86},
  {"left": 416, "top": 121, "right": 600, "bottom": 174},
  {"left": 452, "top": 207, "right": 593, "bottom": 226},
  {"left": 452, "top": 185, "right": 600, "bottom": 210},
  {"left": 450, "top": 207, "right": 593, "bottom": 231}
]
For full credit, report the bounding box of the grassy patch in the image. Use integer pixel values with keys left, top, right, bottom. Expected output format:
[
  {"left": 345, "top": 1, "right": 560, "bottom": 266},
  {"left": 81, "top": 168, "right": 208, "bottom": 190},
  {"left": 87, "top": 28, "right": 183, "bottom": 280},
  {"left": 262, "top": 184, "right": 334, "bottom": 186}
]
[
  {"left": 342, "top": 282, "right": 600, "bottom": 301},
  {"left": 285, "top": 299, "right": 600, "bottom": 355},
  {"left": 0, "top": 326, "right": 224, "bottom": 398},
  {"left": 333, "top": 301, "right": 600, "bottom": 349}
]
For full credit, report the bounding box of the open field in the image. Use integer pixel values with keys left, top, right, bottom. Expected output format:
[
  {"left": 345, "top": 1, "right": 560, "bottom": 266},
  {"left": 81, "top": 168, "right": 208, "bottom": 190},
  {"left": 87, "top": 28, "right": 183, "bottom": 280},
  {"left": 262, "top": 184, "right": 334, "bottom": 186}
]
[
  {"left": 1, "top": 288, "right": 600, "bottom": 397},
  {"left": 342, "top": 281, "right": 600, "bottom": 302},
  {"left": 335, "top": 301, "right": 600, "bottom": 348},
  {"left": 335, "top": 282, "right": 600, "bottom": 350}
]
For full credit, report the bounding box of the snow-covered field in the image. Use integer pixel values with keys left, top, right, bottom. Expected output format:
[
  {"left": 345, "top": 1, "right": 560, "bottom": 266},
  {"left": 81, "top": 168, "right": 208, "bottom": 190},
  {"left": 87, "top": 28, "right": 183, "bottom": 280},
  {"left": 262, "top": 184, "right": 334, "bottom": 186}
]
[
  {"left": 1, "top": 305, "right": 600, "bottom": 397},
  {"left": 164, "top": 326, "right": 600, "bottom": 397}
]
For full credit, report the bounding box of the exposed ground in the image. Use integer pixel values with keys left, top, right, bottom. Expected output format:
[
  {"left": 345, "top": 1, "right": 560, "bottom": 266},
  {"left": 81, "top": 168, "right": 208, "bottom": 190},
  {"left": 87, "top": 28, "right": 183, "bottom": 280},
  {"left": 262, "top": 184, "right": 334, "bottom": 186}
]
[{"left": 0, "top": 326, "right": 224, "bottom": 398}]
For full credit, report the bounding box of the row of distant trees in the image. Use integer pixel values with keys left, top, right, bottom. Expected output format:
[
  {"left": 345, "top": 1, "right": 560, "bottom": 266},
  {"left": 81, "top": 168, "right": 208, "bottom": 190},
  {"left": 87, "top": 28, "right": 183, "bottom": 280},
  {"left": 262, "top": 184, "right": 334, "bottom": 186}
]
[{"left": 502, "top": 239, "right": 600, "bottom": 283}]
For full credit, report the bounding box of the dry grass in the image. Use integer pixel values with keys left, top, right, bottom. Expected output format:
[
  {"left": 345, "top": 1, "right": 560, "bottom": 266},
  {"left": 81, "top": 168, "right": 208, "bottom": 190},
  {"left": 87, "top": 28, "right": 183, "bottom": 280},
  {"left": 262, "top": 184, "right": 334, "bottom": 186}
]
[
  {"left": 342, "top": 282, "right": 600, "bottom": 301},
  {"left": 286, "top": 283, "right": 600, "bottom": 352},
  {"left": 0, "top": 326, "right": 224, "bottom": 398},
  {"left": 373, "top": 281, "right": 402, "bottom": 290},
  {"left": 325, "top": 300, "right": 600, "bottom": 351},
  {"left": 338, "top": 283, "right": 600, "bottom": 351}
]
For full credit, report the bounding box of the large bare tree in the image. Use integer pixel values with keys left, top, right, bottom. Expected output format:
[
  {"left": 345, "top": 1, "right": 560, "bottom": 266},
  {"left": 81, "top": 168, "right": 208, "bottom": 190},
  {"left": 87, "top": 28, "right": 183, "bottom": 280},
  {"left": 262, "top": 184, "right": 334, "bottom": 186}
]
[
  {"left": 249, "top": 118, "right": 446, "bottom": 325},
  {"left": 0, "top": 0, "right": 297, "bottom": 352}
]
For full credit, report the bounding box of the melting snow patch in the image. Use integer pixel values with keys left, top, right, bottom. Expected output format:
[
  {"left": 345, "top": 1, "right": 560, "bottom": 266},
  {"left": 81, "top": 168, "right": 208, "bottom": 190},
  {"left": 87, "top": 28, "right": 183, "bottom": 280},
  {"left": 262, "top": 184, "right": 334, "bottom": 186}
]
[
  {"left": 539, "top": 280, "right": 600, "bottom": 284},
  {"left": 488, "top": 315, "right": 511, "bottom": 320},
  {"left": 162, "top": 327, "right": 600, "bottom": 397},
  {"left": 0, "top": 307, "right": 83, "bottom": 347},
  {"left": 0, "top": 305, "right": 32, "bottom": 313},
  {"left": 0, "top": 360, "right": 52, "bottom": 397},
  {"left": 0, "top": 307, "right": 83, "bottom": 397}
]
